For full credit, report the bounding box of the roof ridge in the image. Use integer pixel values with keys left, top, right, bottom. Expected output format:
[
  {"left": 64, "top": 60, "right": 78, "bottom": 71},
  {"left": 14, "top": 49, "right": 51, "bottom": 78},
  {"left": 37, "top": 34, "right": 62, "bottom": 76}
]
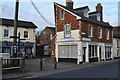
[{"left": 0, "top": 18, "right": 33, "bottom": 23}]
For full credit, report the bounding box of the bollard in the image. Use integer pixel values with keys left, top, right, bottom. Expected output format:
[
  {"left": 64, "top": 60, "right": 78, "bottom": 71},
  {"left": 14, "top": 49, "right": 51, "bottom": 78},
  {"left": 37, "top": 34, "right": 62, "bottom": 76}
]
[
  {"left": 20, "top": 58, "right": 25, "bottom": 72},
  {"left": 54, "top": 58, "right": 57, "bottom": 69},
  {"left": 40, "top": 58, "right": 43, "bottom": 70}
]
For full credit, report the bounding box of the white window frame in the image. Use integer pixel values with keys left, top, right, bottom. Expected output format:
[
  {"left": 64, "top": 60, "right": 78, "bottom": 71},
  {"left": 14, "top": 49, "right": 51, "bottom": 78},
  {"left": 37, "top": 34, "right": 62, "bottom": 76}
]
[
  {"left": 60, "top": 11, "right": 64, "bottom": 20},
  {"left": 88, "top": 24, "right": 93, "bottom": 37},
  {"left": 24, "top": 31, "right": 29, "bottom": 39},
  {"left": 106, "top": 29, "right": 109, "bottom": 40},
  {"left": 98, "top": 27, "right": 102, "bottom": 39},
  {"left": 64, "top": 24, "right": 71, "bottom": 38},
  {"left": 4, "top": 29, "right": 9, "bottom": 38}
]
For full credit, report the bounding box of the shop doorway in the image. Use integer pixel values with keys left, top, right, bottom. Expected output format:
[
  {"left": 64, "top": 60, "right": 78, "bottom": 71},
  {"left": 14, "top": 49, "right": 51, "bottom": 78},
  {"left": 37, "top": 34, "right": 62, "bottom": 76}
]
[
  {"left": 83, "top": 47, "right": 86, "bottom": 62},
  {"left": 99, "top": 46, "right": 102, "bottom": 60}
]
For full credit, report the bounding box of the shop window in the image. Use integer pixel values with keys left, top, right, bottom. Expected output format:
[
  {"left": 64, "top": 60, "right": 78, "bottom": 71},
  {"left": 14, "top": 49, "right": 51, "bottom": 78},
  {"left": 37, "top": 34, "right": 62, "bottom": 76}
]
[
  {"left": 4, "top": 29, "right": 9, "bottom": 38},
  {"left": 60, "top": 11, "right": 64, "bottom": 20},
  {"left": 98, "top": 27, "right": 102, "bottom": 39},
  {"left": 24, "top": 31, "right": 28, "bottom": 38},
  {"left": 106, "top": 29, "right": 109, "bottom": 40},
  {"left": 105, "top": 47, "right": 112, "bottom": 59},
  {"left": 88, "top": 24, "right": 93, "bottom": 37},
  {"left": 89, "top": 45, "right": 97, "bottom": 58},
  {"left": 64, "top": 24, "right": 70, "bottom": 37}
]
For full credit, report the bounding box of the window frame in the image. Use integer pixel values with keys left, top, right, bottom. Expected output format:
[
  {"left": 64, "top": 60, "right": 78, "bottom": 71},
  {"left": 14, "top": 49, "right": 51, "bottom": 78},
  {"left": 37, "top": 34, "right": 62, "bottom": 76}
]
[
  {"left": 98, "top": 27, "right": 102, "bottom": 39},
  {"left": 106, "top": 29, "right": 109, "bottom": 40},
  {"left": 4, "top": 29, "right": 9, "bottom": 38},
  {"left": 24, "top": 31, "right": 29, "bottom": 39},
  {"left": 88, "top": 24, "right": 93, "bottom": 37},
  {"left": 64, "top": 24, "right": 71, "bottom": 38},
  {"left": 60, "top": 11, "right": 64, "bottom": 20}
]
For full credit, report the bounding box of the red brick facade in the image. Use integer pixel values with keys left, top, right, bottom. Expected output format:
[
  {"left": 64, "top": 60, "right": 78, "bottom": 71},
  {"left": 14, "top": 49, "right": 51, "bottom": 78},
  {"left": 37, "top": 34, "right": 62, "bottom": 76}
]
[
  {"left": 81, "top": 21, "right": 112, "bottom": 43},
  {"left": 55, "top": 3, "right": 112, "bottom": 43},
  {"left": 38, "top": 27, "right": 55, "bottom": 46},
  {"left": 56, "top": 6, "right": 79, "bottom": 32},
  {"left": 113, "top": 27, "right": 120, "bottom": 34}
]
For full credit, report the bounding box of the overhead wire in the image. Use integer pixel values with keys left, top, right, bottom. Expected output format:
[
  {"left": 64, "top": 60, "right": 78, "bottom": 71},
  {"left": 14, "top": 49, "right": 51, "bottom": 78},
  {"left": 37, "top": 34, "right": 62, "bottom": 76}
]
[
  {"left": 29, "top": 0, "right": 53, "bottom": 25},
  {"left": 1, "top": 1, "right": 13, "bottom": 17},
  {"left": 1, "top": 7, "right": 13, "bottom": 17}
]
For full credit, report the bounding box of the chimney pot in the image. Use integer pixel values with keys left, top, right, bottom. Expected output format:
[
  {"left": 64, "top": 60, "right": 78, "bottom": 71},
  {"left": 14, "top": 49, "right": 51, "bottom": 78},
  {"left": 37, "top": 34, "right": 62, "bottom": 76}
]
[{"left": 66, "top": 0, "right": 74, "bottom": 9}]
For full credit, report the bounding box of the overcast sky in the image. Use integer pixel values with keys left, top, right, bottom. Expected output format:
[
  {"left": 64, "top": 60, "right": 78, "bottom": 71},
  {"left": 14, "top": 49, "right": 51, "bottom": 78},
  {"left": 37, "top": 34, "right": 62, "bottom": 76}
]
[{"left": 0, "top": 0, "right": 119, "bottom": 31}]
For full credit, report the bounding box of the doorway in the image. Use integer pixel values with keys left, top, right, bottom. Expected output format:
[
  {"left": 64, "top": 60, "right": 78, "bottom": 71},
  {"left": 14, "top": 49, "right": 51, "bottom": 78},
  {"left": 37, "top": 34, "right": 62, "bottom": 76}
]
[
  {"left": 99, "top": 46, "right": 101, "bottom": 60},
  {"left": 83, "top": 47, "right": 86, "bottom": 62}
]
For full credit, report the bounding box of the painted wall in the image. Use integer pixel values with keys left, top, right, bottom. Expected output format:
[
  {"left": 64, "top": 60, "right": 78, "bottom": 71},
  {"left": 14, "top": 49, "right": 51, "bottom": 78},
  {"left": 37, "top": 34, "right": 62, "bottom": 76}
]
[
  {"left": 113, "top": 38, "right": 120, "bottom": 57},
  {"left": 56, "top": 30, "right": 80, "bottom": 42},
  {"left": 0, "top": 25, "right": 36, "bottom": 43}
]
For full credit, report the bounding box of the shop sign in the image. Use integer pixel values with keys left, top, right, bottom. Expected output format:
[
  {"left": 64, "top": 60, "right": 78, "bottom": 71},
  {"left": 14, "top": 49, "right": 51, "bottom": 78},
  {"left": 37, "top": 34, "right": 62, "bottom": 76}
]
[
  {"left": 63, "top": 42, "right": 77, "bottom": 45},
  {"left": 6, "top": 42, "right": 24, "bottom": 46},
  {"left": 82, "top": 37, "right": 91, "bottom": 42},
  {"left": 61, "top": 38, "right": 74, "bottom": 42}
]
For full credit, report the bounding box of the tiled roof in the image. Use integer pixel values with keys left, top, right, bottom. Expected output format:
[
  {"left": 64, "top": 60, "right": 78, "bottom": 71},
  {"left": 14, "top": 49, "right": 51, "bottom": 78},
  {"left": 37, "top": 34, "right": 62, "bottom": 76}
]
[
  {"left": 74, "top": 6, "right": 89, "bottom": 11},
  {"left": 46, "top": 27, "right": 56, "bottom": 34},
  {"left": 54, "top": 2, "right": 113, "bottom": 28},
  {"left": 0, "top": 18, "right": 38, "bottom": 28},
  {"left": 113, "top": 32, "right": 120, "bottom": 38},
  {"left": 89, "top": 11, "right": 100, "bottom": 15}
]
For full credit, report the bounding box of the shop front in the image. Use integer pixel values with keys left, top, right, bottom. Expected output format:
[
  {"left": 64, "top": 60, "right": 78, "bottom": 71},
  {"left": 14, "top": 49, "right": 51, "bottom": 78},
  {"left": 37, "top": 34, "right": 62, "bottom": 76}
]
[
  {"left": 56, "top": 40, "right": 113, "bottom": 64},
  {"left": 0, "top": 42, "right": 35, "bottom": 58}
]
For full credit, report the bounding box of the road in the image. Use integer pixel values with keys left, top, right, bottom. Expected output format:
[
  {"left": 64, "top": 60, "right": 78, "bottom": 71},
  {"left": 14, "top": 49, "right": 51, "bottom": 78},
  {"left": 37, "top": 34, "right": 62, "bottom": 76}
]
[{"left": 24, "top": 60, "right": 119, "bottom": 79}]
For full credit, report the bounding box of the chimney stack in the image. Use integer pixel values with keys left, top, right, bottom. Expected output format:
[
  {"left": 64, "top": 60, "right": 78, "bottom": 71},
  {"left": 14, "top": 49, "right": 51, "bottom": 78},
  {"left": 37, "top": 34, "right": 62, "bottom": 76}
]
[
  {"left": 96, "top": 3, "right": 103, "bottom": 21},
  {"left": 66, "top": 0, "right": 74, "bottom": 9}
]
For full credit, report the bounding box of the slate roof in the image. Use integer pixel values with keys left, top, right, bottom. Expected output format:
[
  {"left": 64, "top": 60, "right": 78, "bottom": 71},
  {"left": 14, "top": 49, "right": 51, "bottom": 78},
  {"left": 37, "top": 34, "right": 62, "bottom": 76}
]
[
  {"left": 74, "top": 6, "right": 90, "bottom": 11},
  {"left": 113, "top": 32, "right": 120, "bottom": 38},
  {"left": 46, "top": 27, "right": 56, "bottom": 34},
  {"left": 89, "top": 11, "right": 100, "bottom": 15},
  {"left": 0, "top": 18, "right": 38, "bottom": 28},
  {"left": 54, "top": 2, "right": 113, "bottom": 28}
]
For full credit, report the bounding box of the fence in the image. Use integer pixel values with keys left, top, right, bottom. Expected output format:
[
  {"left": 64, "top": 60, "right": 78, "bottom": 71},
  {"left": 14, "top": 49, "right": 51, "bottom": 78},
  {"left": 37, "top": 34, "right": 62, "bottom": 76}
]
[{"left": 2, "top": 58, "right": 25, "bottom": 73}]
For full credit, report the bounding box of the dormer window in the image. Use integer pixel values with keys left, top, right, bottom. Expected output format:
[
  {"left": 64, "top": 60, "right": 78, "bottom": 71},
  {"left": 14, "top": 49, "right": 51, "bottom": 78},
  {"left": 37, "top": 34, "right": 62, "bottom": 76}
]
[{"left": 60, "top": 11, "right": 64, "bottom": 20}]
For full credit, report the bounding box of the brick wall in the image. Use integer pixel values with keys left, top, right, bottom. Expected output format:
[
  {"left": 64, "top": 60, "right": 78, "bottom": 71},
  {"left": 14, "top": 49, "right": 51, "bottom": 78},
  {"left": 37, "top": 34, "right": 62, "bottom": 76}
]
[
  {"left": 38, "top": 28, "right": 55, "bottom": 45},
  {"left": 55, "top": 4, "right": 112, "bottom": 43},
  {"left": 55, "top": 6, "right": 79, "bottom": 32},
  {"left": 81, "top": 21, "right": 112, "bottom": 43}
]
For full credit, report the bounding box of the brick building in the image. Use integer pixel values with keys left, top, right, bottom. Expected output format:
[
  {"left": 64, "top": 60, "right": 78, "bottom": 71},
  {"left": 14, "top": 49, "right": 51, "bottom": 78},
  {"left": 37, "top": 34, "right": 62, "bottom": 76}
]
[
  {"left": 36, "top": 27, "right": 55, "bottom": 57},
  {"left": 113, "top": 27, "right": 120, "bottom": 59},
  {"left": 54, "top": 0, "right": 113, "bottom": 64}
]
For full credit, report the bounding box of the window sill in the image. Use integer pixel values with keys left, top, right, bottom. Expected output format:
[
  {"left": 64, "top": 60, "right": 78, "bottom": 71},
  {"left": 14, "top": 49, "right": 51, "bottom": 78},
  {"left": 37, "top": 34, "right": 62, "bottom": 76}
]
[
  {"left": 98, "top": 38, "right": 102, "bottom": 39},
  {"left": 88, "top": 36, "right": 93, "bottom": 38},
  {"left": 3, "top": 37, "right": 10, "bottom": 39}
]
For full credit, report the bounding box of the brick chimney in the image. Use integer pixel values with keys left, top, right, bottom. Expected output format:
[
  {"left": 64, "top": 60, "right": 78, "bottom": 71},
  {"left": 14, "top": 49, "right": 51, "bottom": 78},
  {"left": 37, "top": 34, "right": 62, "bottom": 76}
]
[
  {"left": 96, "top": 3, "right": 103, "bottom": 21},
  {"left": 66, "top": 0, "right": 74, "bottom": 9}
]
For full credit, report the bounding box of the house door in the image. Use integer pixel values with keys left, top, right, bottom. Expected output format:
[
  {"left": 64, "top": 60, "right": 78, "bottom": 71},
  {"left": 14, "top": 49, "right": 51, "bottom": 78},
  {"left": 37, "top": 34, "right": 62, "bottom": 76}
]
[
  {"left": 99, "top": 46, "right": 102, "bottom": 60},
  {"left": 83, "top": 47, "right": 86, "bottom": 62}
]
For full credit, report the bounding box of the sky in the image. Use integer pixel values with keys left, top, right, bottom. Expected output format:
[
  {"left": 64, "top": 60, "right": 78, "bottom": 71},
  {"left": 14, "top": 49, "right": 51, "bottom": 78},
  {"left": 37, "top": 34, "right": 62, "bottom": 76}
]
[{"left": 0, "top": 0, "right": 119, "bottom": 32}]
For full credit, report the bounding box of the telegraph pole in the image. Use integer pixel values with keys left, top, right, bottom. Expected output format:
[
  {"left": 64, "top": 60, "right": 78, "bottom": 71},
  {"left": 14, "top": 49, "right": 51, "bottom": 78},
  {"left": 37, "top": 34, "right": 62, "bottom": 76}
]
[{"left": 13, "top": 0, "right": 19, "bottom": 57}]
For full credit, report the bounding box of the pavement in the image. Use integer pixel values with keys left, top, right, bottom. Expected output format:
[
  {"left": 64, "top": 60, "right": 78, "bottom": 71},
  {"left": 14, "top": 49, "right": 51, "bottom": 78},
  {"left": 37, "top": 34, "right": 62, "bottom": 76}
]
[{"left": 2, "top": 58, "right": 120, "bottom": 80}]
